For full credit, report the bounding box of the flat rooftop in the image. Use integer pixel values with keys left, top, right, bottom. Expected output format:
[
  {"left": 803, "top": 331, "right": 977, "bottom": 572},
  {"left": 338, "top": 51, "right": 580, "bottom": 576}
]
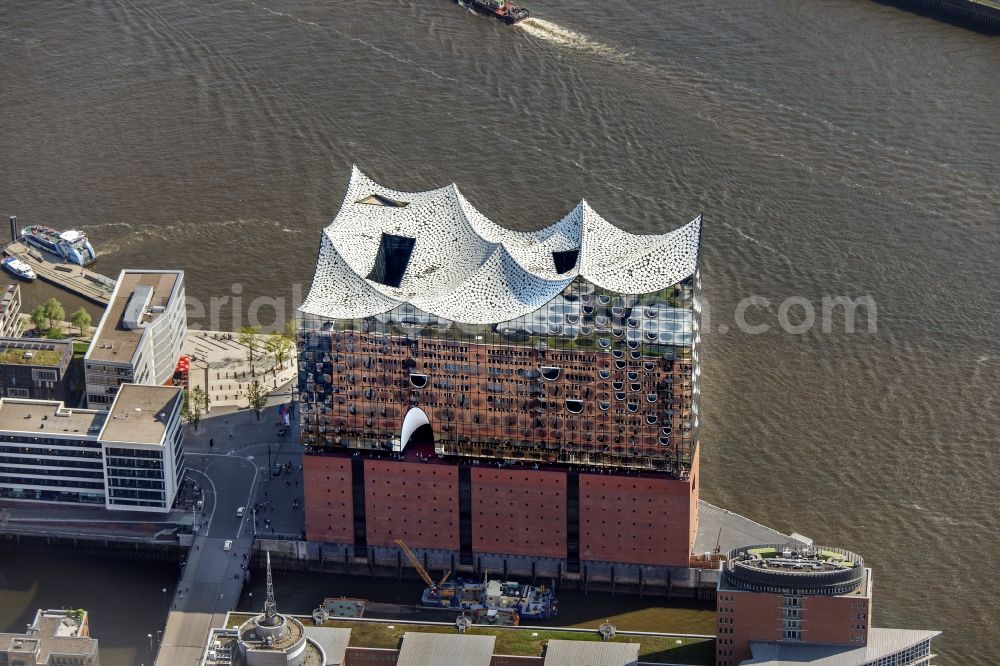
[
  {"left": 397, "top": 632, "right": 495, "bottom": 666},
  {"left": 0, "top": 610, "right": 98, "bottom": 661},
  {"left": 0, "top": 399, "right": 105, "bottom": 437},
  {"left": 544, "top": 639, "right": 640, "bottom": 666},
  {"left": 225, "top": 615, "right": 714, "bottom": 664},
  {"left": 101, "top": 384, "right": 182, "bottom": 445},
  {"left": 0, "top": 337, "right": 71, "bottom": 367},
  {"left": 88, "top": 271, "right": 180, "bottom": 364}
]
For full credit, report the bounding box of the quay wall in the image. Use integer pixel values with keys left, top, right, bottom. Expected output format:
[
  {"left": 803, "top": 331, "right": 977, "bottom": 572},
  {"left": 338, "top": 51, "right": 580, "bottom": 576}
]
[
  {"left": 879, "top": 0, "right": 1000, "bottom": 30},
  {"left": 250, "top": 538, "right": 717, "bottom": 600},
  {"left": 0, "top": 532, "right": 185, "bottom": 562}
]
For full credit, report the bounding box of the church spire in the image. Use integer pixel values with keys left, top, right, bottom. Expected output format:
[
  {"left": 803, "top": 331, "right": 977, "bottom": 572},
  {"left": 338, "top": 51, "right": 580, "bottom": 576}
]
[{"left": 263, "top": 551, "right": 278, "bottom": 623}]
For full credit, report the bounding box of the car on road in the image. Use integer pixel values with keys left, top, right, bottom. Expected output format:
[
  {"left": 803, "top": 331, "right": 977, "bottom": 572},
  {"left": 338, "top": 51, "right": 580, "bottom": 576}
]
[
  {"left": 223, "top": 539, "right": 233, "bottom": 551},
  {"left": 236, "top": 506, "right": 245, "bottom": 517}
]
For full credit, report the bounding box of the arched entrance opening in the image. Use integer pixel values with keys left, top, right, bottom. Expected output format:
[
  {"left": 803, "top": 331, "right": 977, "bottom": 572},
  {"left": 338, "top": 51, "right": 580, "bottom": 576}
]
[{"left": 397, "top": 407, "right": 432, "bottom": 453}]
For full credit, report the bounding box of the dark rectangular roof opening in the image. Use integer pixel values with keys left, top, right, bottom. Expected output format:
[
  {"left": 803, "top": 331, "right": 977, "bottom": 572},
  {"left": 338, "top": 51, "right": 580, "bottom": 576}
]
[
  {"left": 356, "top": 194, "right": 409, "bottom": 207},
  {"left": 367, "top": 234, "right": 416, "bottom": 288},
  {"left": 552, "top": 249, "right": 580, "bottom": 275}
]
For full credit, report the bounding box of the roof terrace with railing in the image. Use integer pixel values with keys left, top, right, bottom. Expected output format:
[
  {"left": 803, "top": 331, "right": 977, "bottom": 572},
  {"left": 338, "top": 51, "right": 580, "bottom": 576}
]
[{"left": 721, "top": 543, "right": 867, "bottom": 596}]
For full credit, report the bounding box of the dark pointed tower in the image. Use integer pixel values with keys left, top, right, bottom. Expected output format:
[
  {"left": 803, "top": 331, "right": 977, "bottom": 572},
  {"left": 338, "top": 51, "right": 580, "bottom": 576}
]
[{"left": 261, "top": 551, "right": 279, "bottom": 626}]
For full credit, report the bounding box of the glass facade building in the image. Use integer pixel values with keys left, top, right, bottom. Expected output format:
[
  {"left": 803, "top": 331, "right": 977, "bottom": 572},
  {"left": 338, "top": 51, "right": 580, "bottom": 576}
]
[
  {"left": 298, "top": 168, "right": 701, "bottom": 476},
  {"left": 298, "top": 168, "right": 702, "bottom": 570}
]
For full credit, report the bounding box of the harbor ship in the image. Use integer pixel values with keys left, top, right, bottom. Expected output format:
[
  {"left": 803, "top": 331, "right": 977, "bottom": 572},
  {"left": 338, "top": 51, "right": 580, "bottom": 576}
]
[
  {"left": 21, "top": 225, "right": 96, "bottom": 266},
  {"left": 396, "top": 538, "right": 558, "bottom": 622},
  {"left": 461, "top": 0, "right": 529, "bottom": 24},
  {"left": 420, "top": 576, "right": 558, "bottom": 622}
]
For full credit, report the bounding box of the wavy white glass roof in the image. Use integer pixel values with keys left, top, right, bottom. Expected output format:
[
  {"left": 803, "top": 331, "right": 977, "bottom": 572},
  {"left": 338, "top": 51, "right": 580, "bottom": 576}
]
[{"left": 300, "top": 166, "right": 701, "bottom": 324}]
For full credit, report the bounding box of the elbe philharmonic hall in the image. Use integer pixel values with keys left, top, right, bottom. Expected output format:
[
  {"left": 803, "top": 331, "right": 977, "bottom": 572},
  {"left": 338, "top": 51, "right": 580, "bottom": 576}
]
[{"left": 297, "top": 167, "right": 702, "bottom": 578}]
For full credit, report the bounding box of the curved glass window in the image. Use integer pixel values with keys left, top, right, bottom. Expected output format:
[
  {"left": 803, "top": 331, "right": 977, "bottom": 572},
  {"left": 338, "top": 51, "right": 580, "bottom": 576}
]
[
  {"left": 409, "top": 374, "right": 429, "bottom": 389},
  {"left": 540, "top": 367, "right": 561, "bottom": 381},
  {"left": 565, "top": 400, "right": 585, "bottom": 414},
  {"left": 598, "top": 401, "right": 610, "bottom": 411}
]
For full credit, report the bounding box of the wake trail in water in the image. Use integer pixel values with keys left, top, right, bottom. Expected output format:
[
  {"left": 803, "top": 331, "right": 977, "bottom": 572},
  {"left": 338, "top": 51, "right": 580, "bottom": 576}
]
[{"left": 516, "top": 18, "right": 631, "bottom": 62}]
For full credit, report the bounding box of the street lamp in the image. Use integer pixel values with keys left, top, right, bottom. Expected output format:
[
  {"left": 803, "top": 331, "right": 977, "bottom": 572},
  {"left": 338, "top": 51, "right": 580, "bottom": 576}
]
[{"left": 147, "top": 633, "right": 153, "bottom": 652}]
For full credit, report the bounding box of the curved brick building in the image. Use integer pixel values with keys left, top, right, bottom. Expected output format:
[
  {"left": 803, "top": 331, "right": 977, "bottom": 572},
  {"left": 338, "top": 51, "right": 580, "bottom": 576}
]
[{"left": 298, "top": 167, "right": 702, "bottom": 579}]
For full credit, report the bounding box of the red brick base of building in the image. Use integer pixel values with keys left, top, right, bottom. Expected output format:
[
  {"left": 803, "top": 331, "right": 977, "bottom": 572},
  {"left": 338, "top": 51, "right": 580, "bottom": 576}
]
[{"left": 303, "top": 445, "right": 699, "bottom": 570}]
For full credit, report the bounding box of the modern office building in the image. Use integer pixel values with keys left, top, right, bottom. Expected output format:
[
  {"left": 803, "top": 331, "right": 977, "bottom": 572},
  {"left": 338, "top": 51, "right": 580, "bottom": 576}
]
[
  {"left": 0, "top": 283, "right": 23, "bottom": 338},
  {"left": 298, "top": 167, "right": 702, "bottom": 575},
  {"left": 84, "top": 270, "right": 186, "bottom": 409},
  {"left": 0, "top": 383, "right": 185, "bottom": 512},
  {"left": 0, "top": 608, "right": 100, "bottom": 666},
  {"left": 0, "top": 337, "right": 77, "bottom": 402},
  {"left": 716, "top": 543, "right": 939, "bottom": 666}
]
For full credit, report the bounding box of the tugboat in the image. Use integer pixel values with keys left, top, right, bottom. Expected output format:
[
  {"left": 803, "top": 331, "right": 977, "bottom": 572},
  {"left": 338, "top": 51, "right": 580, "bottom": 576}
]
[
  {"left": 1, "top": 256, "right": 36, "bottom": 281},
  {"left": 20, "top": 225, "right": 96, "bottom": 266},
  {"left": 461, "top": 0, "right": 529, "bottom": 24}
]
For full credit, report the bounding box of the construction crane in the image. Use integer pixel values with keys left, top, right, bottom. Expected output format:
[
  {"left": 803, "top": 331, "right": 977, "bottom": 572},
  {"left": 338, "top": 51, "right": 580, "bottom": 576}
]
[{"left": 394, "top": 538, "right": 453, "bottom": 598}]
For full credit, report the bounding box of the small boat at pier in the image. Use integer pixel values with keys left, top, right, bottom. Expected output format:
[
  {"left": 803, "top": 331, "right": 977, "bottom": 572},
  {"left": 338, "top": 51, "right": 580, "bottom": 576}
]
[
  {"left": 1, "top": 256, "right": 36, "bottom": 281},
  {"left": 460, "top": 0, "right": 529, "bottom": 24}
]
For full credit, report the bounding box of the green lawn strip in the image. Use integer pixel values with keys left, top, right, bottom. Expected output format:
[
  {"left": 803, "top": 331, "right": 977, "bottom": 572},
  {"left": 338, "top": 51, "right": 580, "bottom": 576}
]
[
  {"left": 226, "top": 615, "right": 712, "bottom": 664},
  {"left": 0, "top": 349, "right": 64, "bottom": 365}
]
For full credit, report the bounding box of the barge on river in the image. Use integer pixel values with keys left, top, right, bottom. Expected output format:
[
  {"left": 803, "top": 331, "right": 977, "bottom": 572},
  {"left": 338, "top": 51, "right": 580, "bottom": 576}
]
[{"left": 461, "top": 0, "right": 529, "bottom": 24}]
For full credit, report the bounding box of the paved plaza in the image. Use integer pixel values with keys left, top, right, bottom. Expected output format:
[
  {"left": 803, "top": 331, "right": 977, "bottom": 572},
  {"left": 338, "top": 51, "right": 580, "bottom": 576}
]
[{"left": 184, "top": 330, "right": 298, "bottom": 408}]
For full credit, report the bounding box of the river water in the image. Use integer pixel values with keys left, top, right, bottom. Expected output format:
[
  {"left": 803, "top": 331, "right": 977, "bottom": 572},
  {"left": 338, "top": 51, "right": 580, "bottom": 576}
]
[{"left": 1, "top": 0, "right": 998, "bottom": 663}]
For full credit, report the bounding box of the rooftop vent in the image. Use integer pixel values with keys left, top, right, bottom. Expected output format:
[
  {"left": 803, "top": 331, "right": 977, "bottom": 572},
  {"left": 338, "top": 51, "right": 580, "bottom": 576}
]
[
  {"left": 123, "top": 285, "right": 155, "bottom": 331},
  {"left": 367, "top": 233, "right": 416, "bottom": 288}
]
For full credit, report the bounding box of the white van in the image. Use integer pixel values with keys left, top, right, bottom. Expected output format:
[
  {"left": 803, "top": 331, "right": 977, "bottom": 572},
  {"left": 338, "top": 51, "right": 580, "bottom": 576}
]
[
  {"left": 223, "top": 540, "right": 233, "bottom": 551},
  {"left": 236, "top": 506, "right": 245, "bottom": 517}
]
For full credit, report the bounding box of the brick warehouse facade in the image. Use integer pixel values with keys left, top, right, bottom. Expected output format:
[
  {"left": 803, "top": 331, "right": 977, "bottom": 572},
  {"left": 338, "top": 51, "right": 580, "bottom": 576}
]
[
  {"left": 298, "top": 168, "right": 702, "bottom": 573},
  {"left": 303, "top": 447, "right": 699, "bottom": 569}
]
